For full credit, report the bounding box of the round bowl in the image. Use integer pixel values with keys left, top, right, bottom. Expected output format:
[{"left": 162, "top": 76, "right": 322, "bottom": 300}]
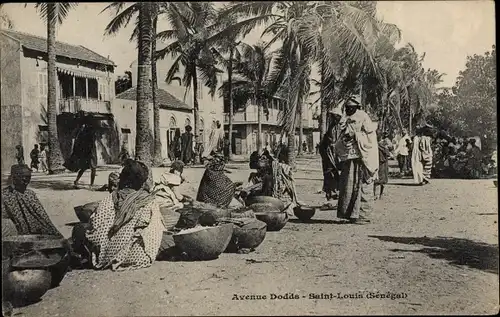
[
  {"left": 245, "top": 196, "right": 285, "bottom": 211},
  {"left": 5, "top": 269, "right": 52, "bottom": 304},
  {"left": 293, "top": 205, "right": 317, "bottom": 222},
  {"left": 225, "top": 220, "right": 267, "bottom": 253},
  {"left": 173, "top": 224, "right": 234, "bottom": 261},
  {"left": 74, "top": 201, "right": 99, "bottom": 223},
  {"left": 254, "top": 211, "right": 288, "bottom": 232}
]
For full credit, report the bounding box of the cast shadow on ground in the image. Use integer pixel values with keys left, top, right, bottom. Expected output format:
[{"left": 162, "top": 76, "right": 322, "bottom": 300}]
[
  {"left": 369, "top": 235, "right": 499, "bottom": 274},
  {"left": 289, "top": 219, "right": 347, "bottom": 225},
  {"left": 388, "top": 182, "right": 422, "bottom": 187},
  {"left": 29, "top": 179, "right": 80, "bottom": 191}
]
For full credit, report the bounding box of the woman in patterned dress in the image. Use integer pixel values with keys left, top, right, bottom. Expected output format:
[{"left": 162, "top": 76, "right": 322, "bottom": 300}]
[
  {"left": 2, "top": 164, "right": 63, "bottom": 238},
  {"left": 84, "top": 159, "right": 165, "bottom": 271},
  {"left": 196, "top": 154, "right": 236, "bottom": 208}
]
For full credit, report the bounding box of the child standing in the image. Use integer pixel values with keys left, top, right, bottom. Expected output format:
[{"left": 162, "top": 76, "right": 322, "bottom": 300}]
[{"left": 39, "top": 145, "right": 48, "bottom": 173}]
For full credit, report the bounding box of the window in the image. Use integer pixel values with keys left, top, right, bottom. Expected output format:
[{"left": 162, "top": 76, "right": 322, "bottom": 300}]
[
  {"left": 38, "top": 125, "right": 48, "bottom": 143},
  {"left": 196, "top": 87, "right": 203, "bottom": 100},
  {"left": 99, "top": 83, "right": 109, "bottom": 101},
  {"left": 185, "top": 118, "right": 191, "bottom": 127},
  {"left": 38, "top": 73, "right": 48, "bottom": 97}
]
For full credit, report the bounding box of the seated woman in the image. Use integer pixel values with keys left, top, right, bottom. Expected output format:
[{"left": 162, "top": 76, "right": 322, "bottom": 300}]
[
  {"left": 83, "top": 159, "right": 165, "bottom": 271},
  {"left": 1, "top": 164, "right": 63, "bottom": 238},
  {"left": 152, "top": 160, "right": 186, "bottom": 210},
  {"left": 240, "top": 152, "right": 298, "bottom": 208},
  {"left": 196, "top": 153, "right": 236, "bottom": 208}
]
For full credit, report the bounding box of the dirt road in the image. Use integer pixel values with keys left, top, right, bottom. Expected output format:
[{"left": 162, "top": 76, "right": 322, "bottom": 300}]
[{"left": 9, "top": 157, "right": 499, "bottom": 316}]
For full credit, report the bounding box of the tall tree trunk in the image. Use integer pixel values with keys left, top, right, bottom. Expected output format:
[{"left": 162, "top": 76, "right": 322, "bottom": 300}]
[
  {"left": 297, "top": 102, "right": 303, "bottom": 155},
  {"left": 319, "top": 60, "right": 327, "bottom": 141},
  {"left": 192, "top": 66, "right": 200, "bottom": 142},
  {"left": 135, "top": 3, "right": 152, "bottom": 165},
  {"left": 46, "top": 3, "right": 65, "bottom": 174},
  {"left": 152, "top": 16, "right": 161, "bottom": 166},
  {"left": 256, "top": 85, "right": 262, "bottom": 154},
  {"left": 227, "top": 46, "right": 234, "bottom": 161}
]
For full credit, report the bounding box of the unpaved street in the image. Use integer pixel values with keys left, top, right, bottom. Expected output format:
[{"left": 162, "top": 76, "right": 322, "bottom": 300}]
[{"left": 7, "top": 157, "right": 499, "bottom": 316}]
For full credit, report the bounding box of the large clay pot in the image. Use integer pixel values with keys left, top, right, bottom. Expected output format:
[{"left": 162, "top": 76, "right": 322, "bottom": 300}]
[
  {"left": 245, "top": 196, "right": 285, "bottom": 211},
  {"left": 255, "top": 211, "right": 288, "bottom": 232},
  {"left": 173, "top": 224, "right": 233, "bottom": 261},
  {"left": 225, "top": 219, "right": 267, "bottom": 253},
  {"left": 6, "top": 269, "right": 52, "bottom": 304},
  {"left": 3, "top": 235, "right": 70, "bottom": 289}
]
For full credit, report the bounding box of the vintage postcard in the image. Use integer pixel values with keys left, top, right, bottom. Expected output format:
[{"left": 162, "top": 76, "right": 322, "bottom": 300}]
[{"left": 1, "top": 1, "right": 497, "bottom": 316}]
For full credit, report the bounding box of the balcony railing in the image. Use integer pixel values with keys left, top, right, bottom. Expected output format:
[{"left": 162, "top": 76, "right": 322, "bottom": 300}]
[
  {"left": 59, "top": 98, "right": 111, "bottom": 114},
  {"left": 224, "top": 111, "right": 319, "bottom": 129}
]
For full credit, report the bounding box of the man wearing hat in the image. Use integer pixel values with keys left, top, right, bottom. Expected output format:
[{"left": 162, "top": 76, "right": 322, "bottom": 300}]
[{"left": 334, "top": 95, "right": 379, "bottom": 224}]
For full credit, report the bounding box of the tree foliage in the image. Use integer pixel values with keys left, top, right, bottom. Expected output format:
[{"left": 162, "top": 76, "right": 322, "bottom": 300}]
[{"left": 428, "top": 45, "right": 496, "bottom": 151}]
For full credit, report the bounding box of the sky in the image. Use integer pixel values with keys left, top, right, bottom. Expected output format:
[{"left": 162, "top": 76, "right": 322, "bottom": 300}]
[{"left": 1, "top": 1, "right": 496, "bottom": 88}]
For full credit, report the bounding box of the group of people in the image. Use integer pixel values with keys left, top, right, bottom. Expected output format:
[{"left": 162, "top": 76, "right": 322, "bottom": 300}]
[
  {"left": 432, "top": 136, "right": 493, "bottom": 179},
  {"left": 168, "top": 121, "right": 226, "bottom": 166},
  {"left": 15, "top": 144, "right": 49, "bottom": 173}
]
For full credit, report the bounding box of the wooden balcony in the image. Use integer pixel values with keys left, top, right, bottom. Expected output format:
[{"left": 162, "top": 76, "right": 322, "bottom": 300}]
[{"left": 58, "top": 97, "right": 111, "bottom": 114}]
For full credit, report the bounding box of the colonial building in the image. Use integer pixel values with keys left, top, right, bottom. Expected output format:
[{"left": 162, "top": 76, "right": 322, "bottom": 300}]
[
  {"left": 0, "top": 29, "right": 117, "bottom": 171},
  {"left": 129, "top": 59, "right": 225, "bottom": 149},
  {"left": 223, "top": 99, "right": 320, "bottom": 156},
  {"left": 114, "top": 86, "right": 193, "bottom": 160}
]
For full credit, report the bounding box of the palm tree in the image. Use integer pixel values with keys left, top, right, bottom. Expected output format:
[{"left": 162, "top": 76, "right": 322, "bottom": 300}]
[
  {"left": 135, "top": 2, "right": 153, "bottom": 164},
  {"left": 34, "top": 3, "right": 77, "bottom": 174},
  {"left": 218, "top": 42, "right": 274, "bottom": 155},
  {"left": 102, "top": 2, "right": 175, "bottom": 165},
  {"left": 211, "top": 40, "right": 241, "bottom": 160},
  {"left": 221, "top": 1, "right": 383, "bottom": 166},
  {"left": 156, "top": 2, "right": 273, "bottom": 145}
]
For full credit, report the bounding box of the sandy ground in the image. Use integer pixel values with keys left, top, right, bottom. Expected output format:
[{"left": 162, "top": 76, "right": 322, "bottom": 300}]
[{"left": 6, "top": 156, "right": 499, "bottom": 316}]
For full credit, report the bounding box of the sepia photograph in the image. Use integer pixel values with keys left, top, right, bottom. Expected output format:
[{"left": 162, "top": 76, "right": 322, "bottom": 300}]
[{"left": 0, "top": 1, "right": 497, "bottom": 316}]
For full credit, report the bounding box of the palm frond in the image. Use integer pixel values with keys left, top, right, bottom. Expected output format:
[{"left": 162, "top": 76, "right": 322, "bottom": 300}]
[
  {"left": 103, "top": 3, "right": 139, "bottom": 36},
  {"left": 35, "top": 3, "right": 78, "bottom": 25}
]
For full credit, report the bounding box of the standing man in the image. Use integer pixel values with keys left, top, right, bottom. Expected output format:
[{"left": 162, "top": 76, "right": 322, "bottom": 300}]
[
  {"left": 394, "top": 128, "right": 411, "bottom": 176},
  {"left": 466, "top": 139, "right": 482, "bottom": 179},
  {"left": 334, "top": 96, "right": 379, "bottom": 224},
  {"left": 65, "top": 121, "right": 98, "bottom": 189},
  {"left": 180, "top": 125, "right": 194, "bottom": 165}
]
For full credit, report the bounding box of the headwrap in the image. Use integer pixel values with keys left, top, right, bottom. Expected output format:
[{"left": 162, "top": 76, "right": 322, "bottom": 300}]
[
  {"left": 11, "top": 164, "right": 32, "bottom": 179},
  {"left": 170, "top": 160, "right": 185, "bottom": 174},
  {"left": 344, "top": 95, "right": 361, "bottom": 107},
  {"left": 109, "top": 160, "right": 155, "bottom": 236},
  {"left": 206, "top": 153, "right": 226, "bottom": 171}
]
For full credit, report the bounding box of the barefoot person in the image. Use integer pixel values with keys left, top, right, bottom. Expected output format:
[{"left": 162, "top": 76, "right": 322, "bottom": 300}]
[
  {"left": 411, "top": 127, "right": 425, "bottom": 185},
  {"left": 374, "top": 133, "right": 392, "bottom": 200},
  {"left": 334, "top": 96, "right": 379, "bottom": 224},
  {"left": 420, "top": 126, "right": 433, "bottom": 185},
  {"left": 1, "top": 164, "right": 63, "bottom": 237},
  {"left": 65, "top": 122, "right": 98, "bottom": 189}
]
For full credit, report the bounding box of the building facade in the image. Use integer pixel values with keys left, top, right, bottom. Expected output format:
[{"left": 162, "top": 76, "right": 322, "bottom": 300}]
[
  {"left": 114, "top": 86, "right": 193, "bottom": 161},
  {"left": 223, "top": 98, "right": 320, "bottom": 156},
  {"left": 1, "top": 29, "right": 116, "bottom": 171},
  {"left": 129, "top": 59, "right": 225, "bottom": 149}
]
